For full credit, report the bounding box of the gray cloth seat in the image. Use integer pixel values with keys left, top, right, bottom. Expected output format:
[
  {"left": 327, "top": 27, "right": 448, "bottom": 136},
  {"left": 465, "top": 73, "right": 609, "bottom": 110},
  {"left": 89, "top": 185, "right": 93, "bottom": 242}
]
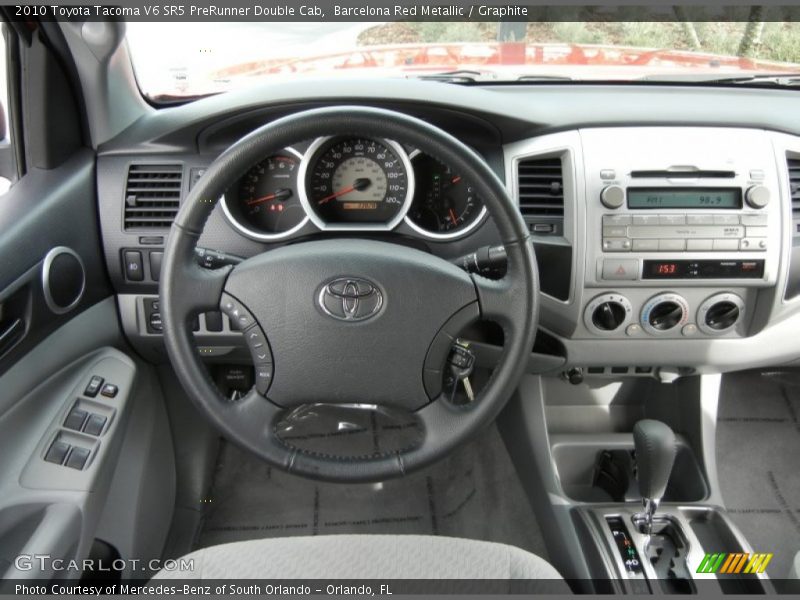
[{"left": 153, "top": 534, "right": 565, "bottom": 583}]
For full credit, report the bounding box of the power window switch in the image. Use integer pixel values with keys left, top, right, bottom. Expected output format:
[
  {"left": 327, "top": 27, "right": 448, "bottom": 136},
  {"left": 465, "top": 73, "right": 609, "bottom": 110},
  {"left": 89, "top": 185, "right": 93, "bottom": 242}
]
[
  {"left": 65, "top": 446, "right": 91, "bottom": 470},
  {"left": 83, "top": 414, "right": 107, "bottom": 436},
  {"left": 100, "top": 383, "right": 118, "bottom": 398},
  {"left": 45, "top": 440, "right": 71, "bottom": 465},
  {"left": 64, "top": 407, "right": 89, "bottom": 431},
  {"left": 84, "top": 376, "right": 104, "bottom": 397}
]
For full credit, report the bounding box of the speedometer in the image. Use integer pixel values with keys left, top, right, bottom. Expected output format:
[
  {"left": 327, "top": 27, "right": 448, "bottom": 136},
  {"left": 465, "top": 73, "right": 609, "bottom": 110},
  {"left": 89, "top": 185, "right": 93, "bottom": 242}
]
[{"left": 300, "top": 137, "right": 414, "bottom": 230}]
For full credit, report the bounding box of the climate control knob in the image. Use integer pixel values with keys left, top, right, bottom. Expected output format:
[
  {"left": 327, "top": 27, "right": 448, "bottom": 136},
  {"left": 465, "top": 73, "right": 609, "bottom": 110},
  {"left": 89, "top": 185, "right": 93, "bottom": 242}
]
[
  {"left": 745, "top": 184, "right": 770, "bottom": 209},
  {"left": 641, "top": 293, "right": 689, "bottom": 335},
  {"left": 593, "top": 302, "right": 627, "bottom": 331},
  {"left": 584, "top": 293, "right": 632, "bottom": 335},
  {"left": 600, "top": 185, "right": 625, "bottom": 209},
  {"left": 698, "top": 293, "right": 745, "bottom": 335}
]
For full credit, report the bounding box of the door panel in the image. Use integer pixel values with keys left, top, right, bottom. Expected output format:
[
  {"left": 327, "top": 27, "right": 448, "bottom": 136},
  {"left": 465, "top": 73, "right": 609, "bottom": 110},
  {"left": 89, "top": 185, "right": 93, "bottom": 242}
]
[{"left": 0, "top": 149, "right": 111, "bottom": 376}]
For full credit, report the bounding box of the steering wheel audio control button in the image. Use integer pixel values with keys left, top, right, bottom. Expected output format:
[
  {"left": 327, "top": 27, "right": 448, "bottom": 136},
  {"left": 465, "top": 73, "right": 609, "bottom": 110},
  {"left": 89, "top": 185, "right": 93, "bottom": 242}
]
[
  {"left": 246, "top": 328, "right": 273, "bottom": 364},
  {"left": 254, "top": 363, "right": 274, "bottom": 395},
  {"left": 220, "top": 294, "right": 256, "bottom": 331},
  {"left": 220, "top": 293, "right": 275, "bottom": 395}
]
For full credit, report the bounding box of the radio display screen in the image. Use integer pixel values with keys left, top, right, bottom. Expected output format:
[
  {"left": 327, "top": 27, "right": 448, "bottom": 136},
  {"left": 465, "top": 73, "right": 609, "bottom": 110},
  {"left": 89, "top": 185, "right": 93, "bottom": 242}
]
[{"left": 628, "top": 188, "right": 742, "bottom": 209}]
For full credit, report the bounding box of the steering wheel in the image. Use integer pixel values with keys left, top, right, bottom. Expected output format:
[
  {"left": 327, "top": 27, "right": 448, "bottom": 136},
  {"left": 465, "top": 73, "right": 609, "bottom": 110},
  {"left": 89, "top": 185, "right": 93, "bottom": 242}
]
[{"left": 160, "top": 106, "right": 539, "bottom": 482}]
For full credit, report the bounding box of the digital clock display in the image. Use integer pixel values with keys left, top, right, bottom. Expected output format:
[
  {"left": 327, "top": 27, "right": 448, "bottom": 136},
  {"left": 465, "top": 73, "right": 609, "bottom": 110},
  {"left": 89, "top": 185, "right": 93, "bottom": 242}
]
[
  {"left": 628, "top": 188, "right": 742, "bottom": 209},
  {"left": 656, "top": 263, "right": 678, "bottom": 275}
]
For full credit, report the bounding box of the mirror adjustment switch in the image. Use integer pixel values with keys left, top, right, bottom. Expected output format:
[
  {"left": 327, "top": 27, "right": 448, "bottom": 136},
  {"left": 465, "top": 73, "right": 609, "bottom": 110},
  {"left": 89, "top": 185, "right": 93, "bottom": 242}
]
[
  {"left": 45, "top": 440, "right": 71, "bottom": 465},
  {"left": 64, "top": 407, "right": 89, "bottom": 431},
  {"left": 83, "top": 414, "right": 107, "bottom": 436},
  {"left": 100, "top": 383, "right": 118, "bottom": 398},
  {"left": 65, "top": 446, "right": 91, "bottom": 470},
  {"left": 84, "top": 375, "right": 104, "bottom": 397}
]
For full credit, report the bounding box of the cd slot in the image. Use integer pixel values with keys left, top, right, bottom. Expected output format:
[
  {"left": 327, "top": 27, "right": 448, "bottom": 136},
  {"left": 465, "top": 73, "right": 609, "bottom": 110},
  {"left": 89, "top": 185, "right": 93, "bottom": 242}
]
[{"left": 630, "top": 170, "right": 736, "bottom": 179}]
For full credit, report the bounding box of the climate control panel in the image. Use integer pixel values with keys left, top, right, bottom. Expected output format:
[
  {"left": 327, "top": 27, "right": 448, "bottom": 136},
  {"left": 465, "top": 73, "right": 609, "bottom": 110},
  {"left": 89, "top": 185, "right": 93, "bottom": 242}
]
[{"left": 583, "top": 291, "right": 746, "bottom": 338}]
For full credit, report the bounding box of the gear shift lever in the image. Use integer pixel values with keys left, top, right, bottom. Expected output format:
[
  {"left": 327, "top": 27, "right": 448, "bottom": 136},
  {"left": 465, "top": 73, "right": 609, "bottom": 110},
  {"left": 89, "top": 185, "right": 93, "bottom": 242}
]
[{"left": 633, "top": 419, "right": 677, "bottom": 534}]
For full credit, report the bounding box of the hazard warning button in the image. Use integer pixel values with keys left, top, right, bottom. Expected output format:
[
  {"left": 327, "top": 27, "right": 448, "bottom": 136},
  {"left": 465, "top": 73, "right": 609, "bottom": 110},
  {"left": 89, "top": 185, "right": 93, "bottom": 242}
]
[{"left": 602, "top": 259, "right": 639, "bottom": 281}]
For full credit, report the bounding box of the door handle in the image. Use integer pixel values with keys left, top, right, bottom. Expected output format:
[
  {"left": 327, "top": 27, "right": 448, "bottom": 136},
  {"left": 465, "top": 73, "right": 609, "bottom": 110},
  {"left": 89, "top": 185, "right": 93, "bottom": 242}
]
[{"left": 0, "top": 317, "right": 25, "bottom": 357}]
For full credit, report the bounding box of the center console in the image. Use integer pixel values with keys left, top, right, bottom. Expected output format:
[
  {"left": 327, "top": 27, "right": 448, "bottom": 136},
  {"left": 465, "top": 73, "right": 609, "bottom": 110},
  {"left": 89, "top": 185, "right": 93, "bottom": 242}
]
[
  {"left": 498, "top": 126, "right": 790, "bottom": 593},
  {"left": 499, "top": 372, "right": 775, "bottom": 594}
]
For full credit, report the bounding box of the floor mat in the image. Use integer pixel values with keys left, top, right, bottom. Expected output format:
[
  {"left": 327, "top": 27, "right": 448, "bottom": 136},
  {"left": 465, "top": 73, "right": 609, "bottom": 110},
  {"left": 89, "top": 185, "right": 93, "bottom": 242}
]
[
  {"left": 194, "top": 425, "right": 548, "bottom": 560},
  {"left": 717, "top": 370, "right": 800, "bottom": 581}
]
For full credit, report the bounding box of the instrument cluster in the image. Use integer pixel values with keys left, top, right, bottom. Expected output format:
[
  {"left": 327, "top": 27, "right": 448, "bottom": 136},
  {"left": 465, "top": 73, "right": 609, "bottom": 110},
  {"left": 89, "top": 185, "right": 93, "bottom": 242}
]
[{"left": 221, "top": 136, "right": 488, "bottom": 242}]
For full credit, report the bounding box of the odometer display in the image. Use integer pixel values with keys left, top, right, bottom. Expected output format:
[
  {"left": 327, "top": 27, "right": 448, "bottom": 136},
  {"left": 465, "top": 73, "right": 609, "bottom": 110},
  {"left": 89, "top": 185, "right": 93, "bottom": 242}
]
[{"left": 302, "top": 137, "right": 412, "bottom": 228}]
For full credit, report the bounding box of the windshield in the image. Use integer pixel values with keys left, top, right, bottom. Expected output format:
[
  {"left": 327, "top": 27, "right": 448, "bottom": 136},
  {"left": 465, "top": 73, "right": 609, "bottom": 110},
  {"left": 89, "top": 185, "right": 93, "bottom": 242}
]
[{"left": 126, "top": 20, "right": 800, "bottom": 101}]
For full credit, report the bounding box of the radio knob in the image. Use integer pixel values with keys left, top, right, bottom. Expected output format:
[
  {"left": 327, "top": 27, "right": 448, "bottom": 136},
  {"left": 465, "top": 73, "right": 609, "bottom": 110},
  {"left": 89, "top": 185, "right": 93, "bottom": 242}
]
[
  {"left": 600, "top": 185, "right": 625, "bottom": 209},
  {"left": 745, "top": 184, "right": 770, "bottom": 209}
]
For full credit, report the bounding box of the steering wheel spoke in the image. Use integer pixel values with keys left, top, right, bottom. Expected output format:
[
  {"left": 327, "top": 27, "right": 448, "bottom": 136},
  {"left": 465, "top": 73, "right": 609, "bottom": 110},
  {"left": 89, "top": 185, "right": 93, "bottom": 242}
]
[
  {"left": 160, "top": 228, "right": 232, "bottom": 326},
  {"left": 472, "top": 273, "right": 514, "bottom": 324}
]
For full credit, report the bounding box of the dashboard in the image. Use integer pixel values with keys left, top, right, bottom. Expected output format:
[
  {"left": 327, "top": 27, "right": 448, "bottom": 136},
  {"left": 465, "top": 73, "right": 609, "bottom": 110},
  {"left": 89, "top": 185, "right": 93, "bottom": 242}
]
[{"left": 96, "top": 80, "right": 800, "bottom": 377}]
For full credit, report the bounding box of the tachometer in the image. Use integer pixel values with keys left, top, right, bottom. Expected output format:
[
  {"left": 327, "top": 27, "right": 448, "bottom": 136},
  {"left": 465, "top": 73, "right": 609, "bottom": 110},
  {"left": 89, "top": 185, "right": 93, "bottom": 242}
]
[
  {"left": 221, "top": 148, "right": 308, "bottom": 240},
  {"left": 300, "top": 137, "right": 414, "bottom": 230},
  {"left": 405, "top": 152, "right": 486, "bottom": 239}
]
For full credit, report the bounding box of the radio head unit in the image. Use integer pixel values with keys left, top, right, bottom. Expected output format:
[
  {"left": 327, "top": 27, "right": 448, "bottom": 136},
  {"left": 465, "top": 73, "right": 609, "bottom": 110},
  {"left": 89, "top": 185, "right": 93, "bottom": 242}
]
[{"left": 581, "top": 127, "right": 780, "bottom": 287}]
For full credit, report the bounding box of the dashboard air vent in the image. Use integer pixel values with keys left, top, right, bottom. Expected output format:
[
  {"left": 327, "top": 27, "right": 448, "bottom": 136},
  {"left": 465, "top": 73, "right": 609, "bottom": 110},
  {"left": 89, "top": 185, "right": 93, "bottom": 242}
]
[
  {"left": 124, "top": 164, "right": 183, "bottom": 229},
  {"left": 517, "top": 156, "right": 564, "bottom": 235},
  {"left": 789, "top": 157, "right": 800, "bottom": 224}
]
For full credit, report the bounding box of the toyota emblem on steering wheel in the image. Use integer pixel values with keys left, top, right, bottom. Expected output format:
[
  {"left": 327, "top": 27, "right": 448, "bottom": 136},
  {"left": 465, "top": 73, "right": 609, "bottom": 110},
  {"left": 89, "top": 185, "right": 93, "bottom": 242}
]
[{"left": 318, "top": 277, "right": 384, "bottom": 322}]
